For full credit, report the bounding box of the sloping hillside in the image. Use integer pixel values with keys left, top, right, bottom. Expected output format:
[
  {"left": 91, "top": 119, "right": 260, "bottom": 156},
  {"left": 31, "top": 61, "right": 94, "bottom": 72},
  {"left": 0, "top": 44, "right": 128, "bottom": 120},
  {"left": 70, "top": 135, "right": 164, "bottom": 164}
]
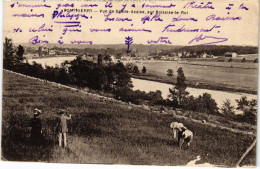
[{"left": 1, "top": 70, "right": 256, "bottom": 166}]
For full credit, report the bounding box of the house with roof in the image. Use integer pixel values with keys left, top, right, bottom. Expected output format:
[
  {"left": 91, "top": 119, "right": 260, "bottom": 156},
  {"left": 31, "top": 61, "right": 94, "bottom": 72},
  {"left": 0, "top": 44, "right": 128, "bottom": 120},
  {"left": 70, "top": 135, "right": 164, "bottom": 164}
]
[
  {"left": 224, "top": 52, "right": 238, "bottom": 58},
  {"left": 200, "top": 52, "right": 207, "bottom": 58}
]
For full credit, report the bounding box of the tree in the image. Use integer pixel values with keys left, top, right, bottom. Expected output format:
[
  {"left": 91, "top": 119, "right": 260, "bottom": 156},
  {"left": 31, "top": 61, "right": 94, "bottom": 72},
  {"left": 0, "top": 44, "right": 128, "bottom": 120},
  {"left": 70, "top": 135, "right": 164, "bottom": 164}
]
[
  {"left": 88, "top": 66, "right": 108, "bottom": 91},
  {"left": 241, "top": 58, "right": 246, "bottom": 63},
  {"left": 221, "top": 99, "right": 235, "bottom": 116},
  {"left": 228, "top": 58, "right": 233, "bottom": 62},
  {"left": 168, "top": 88, "right": 179, "bottom": 108},
  {"left": 126, "top": 63, "right": 135, "bottom": 73},
  {"left": 167, "top": 69, "right": 173, "bottom": 77},
  {"left": 116, "top": 53, "right": 122, "bottom": 59},
  {"left": 175, "top": 67, "right": 187, "bottom": 106},
  {"left": 112, "top": 61, "right": 133, "bottom": 89},
  {"left": 111, "top": 62, "right": 133, "bottom": 100},
  {"left": 104, "top": 54, "right": 112, "bottom": 63},
  {"left": 168, "top": 67, "right": 189, "bottom": 108},
  {"left": 183, "top": 95, "right": 197, "bottom": 113},
  {"left": 236, "top": 96, "right": 249, "bottom": 110},
  {"left": 148, "top": 90, "right": 164, "bottom": 105},
  {"left": 3, "top": 38, "right": 25, "bottom": 69},
  {"left": 133, "top": 65, "right": 139, "bottom": 75},
  {"left": 246, "top": 99, "right": 257, "bottom": 124},
  {"left": 236, "top": 96, "right": 257, "bottom": 124},
  {"left": 142, "top": 66, "right": 146, "bottom": 74},
  {"left": 16, "top": 45, "right": 25, "bottom": 62},
  {"left": 3, "top": 37, "right": 15, "bottom": 68},
  {"left": 130, "top": 54, "right": 136, "bottom": 57},
  {"left": 97, "top": 54, "right": 103, "bottom": 65},
  {"left": 196, "top": 93, "right": 219, "bottom": 115}
]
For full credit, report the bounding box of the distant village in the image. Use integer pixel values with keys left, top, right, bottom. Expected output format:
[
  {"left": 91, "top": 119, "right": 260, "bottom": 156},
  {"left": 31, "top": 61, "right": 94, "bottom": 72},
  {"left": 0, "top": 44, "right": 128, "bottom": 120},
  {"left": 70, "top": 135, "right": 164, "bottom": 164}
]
[{"left": 23, "top": 46, "right": 254, "bottom": 63}]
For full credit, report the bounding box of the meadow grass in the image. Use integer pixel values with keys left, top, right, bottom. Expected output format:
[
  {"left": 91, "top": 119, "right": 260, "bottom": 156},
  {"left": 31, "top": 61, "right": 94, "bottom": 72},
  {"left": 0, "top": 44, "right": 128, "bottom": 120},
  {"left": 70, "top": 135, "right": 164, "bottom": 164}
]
[
  {"left": 132, "top": 61, "right": 257, "bottom": 94},
  {"left": 1, "top": 70, "right": 256, "bottom": 166}
]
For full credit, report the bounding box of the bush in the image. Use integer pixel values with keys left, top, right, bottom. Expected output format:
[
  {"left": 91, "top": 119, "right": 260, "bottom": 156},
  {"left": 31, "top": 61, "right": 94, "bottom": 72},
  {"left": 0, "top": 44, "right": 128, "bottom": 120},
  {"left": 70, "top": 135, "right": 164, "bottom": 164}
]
[
  {"left": 142, "top": 66, "right": 146, "bottom": 74},
  {"left": 182, "top": 95, "right": 197, "bottom": 112},
  {"left": 126, "top": 63, "right": 136, "bottom": 73},
  {"left": 182, "top": 93, "right": 219, "bottom": 115},
  {"left": 220, "top": 99, "right": 235, "bottom": 117},
  {"left": 133, "top": 65, "right": 139, "bottom": 75},
  {"left": 235, "top": 96, "right": 257, "bottom": 125},
  {"left": 147, "top": 90, "right": 165, "bottom": 105},
  {"left": 113, "top": 87, "right": 165, "bottom": 105},
  {"left": 241, "top": 58, "right": 246, "bottom": 63},
  {"left": 228, "top": 58, "right": 233, "bottom": 62},
  {"left": 167, "top": 69, "right": 173, "bottom": 77}
]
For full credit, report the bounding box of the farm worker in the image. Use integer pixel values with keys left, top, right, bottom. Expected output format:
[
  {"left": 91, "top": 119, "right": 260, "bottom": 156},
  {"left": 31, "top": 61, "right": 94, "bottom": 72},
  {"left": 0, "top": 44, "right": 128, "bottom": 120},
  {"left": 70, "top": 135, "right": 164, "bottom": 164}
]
[
  {"left": 58, "top": 110, "right": 71, "bottom": 148},
  {"left": 178, "top": 128, "right": 193, "bottom": 148},
  {"left": 170, "top": 122, "right": 186, "bottom": 140},
  {"left": 29, "top": 108, "right": 43, "bottom": 146}
]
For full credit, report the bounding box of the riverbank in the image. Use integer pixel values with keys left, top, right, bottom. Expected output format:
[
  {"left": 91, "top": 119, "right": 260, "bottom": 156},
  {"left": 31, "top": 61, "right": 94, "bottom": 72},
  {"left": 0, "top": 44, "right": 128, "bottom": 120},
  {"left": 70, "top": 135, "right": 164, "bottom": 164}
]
[
  {"left": 132, "top": 73, "right": 257, "bottom": 95},
  {"left": 28, "top": 57, "right": 257, "bottom": 94}
]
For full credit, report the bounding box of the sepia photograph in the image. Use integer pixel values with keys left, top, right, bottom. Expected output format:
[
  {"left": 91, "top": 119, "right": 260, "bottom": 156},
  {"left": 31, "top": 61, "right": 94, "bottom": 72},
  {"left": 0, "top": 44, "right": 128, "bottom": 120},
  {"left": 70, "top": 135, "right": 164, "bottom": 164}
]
[{"left": 1, "top": 0, "right": 259, "bottom": 168}]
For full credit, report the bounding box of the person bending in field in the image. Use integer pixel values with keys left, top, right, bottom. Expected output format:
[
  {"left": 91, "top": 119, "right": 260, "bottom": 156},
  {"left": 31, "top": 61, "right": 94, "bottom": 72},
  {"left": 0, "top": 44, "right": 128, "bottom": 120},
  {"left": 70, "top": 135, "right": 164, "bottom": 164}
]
[
  {"left": 29, "top": 108, "right": 43, "bottom": 146},
  {"left": 178, "top": 127, "right": 193, "bottom": 148},
  {"left": 58, "top": 110, "right": 71, "bottom": 148},
  {"left": 170, "top": 122, "right": 186, "bottom": 141}
]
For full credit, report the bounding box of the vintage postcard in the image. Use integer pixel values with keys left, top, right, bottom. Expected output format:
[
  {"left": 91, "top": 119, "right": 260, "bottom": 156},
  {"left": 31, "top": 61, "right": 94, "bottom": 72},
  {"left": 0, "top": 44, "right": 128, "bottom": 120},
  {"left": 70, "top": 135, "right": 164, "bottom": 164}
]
[{"left": 1, "top": 0, "right": 259, "bottom": 168}]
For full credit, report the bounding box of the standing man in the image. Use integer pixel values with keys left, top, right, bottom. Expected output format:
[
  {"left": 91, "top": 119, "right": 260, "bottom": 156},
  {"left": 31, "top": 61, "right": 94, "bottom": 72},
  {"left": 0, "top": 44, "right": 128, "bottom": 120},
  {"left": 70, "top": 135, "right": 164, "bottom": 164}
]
[
  {"left": 58, "top": 110, "right": 71, "bottom": 148},
  {"left": 29, "top": 108, "right": 42, "bottom": 146}
]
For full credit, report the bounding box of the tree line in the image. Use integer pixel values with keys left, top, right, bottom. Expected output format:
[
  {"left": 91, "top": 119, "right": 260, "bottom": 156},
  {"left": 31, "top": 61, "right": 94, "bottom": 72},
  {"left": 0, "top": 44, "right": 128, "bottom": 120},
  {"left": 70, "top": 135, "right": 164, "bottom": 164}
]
[
  {"left": 166, "top": 67, "right": 256, "bottom": 124},
  {"left": 3, "top": 37, "right": 257, "bottom": 125},
  {"left": 3, "top": 38, "right": 165, "bottom": 107},
  {"left": 174, "top": 45, "right": 258, "bottom": 56}
]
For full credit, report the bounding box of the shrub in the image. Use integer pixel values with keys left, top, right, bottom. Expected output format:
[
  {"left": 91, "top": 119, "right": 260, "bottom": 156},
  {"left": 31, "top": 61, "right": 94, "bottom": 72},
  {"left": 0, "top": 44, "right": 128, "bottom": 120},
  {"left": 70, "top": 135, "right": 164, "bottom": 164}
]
[
  {"left": 133, "top": 65, "right": 139, "bottom": 75},
  {"left": 181, "top": 93, "right": 219, "bottom": 115},
  {"left": 220, "top": 99, "right": 235, "bottom": 117},
  {"left": 167, "top": 69, "right": 173, "bottom": 77},
  {"left": 194, "top": 93, "right": 219, "bottom": 115},
  {"left": 126, "top": 63, "right": 136, "bottom": 73},
  {"left": 228, "top": 58, "right": 233, "bottom": 62},
  {"left": 235, "top": 96, "right": 257, "bottom": 124},
  {"left": 142, "top": 66, "right": 146, "bottom": 74},
  {"left": 182, "top": 95, "right": 197, "bottom": 112},
  {"left": 241, "top": 58, "right": 246, "bottom": 62}
]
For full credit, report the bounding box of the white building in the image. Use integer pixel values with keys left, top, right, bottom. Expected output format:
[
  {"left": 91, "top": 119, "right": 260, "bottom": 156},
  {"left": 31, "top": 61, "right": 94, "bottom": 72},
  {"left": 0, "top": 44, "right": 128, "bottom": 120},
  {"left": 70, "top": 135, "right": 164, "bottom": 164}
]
[{"left": 224, "top": 52, "right": 238, "bottom": 58}]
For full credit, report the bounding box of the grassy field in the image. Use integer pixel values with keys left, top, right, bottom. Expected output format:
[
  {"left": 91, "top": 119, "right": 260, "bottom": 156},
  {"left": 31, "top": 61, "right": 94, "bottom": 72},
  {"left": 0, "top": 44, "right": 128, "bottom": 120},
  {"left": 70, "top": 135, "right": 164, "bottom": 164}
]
[
  {"left": 132, "top": 60, "right": 257, "bottom": 94},
  {"left": 190, "top": 54, "right": 259, "bottom": 63},
  {"left": 1, "top": 70, "right": 256, "bottom": 166}
]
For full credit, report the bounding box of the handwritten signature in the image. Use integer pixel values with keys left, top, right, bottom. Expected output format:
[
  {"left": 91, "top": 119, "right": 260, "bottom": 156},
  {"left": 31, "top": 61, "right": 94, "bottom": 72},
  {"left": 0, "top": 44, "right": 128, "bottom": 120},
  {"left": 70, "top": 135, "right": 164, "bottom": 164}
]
[
  {"left": 147, "top": 37, "right": 172, "bottom": 45},
  {"left": 188, "top": 34, "right": 228, "bottom": 45}
]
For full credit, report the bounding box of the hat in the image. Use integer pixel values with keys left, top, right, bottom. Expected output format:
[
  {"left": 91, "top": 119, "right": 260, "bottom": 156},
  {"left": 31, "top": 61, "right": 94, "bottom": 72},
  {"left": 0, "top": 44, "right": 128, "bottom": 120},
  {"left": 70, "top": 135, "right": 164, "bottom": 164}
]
[
  {"left": 34, "top": 108, "right": 41, "bottom": 116},
  {"left": 59, "top": 109, "right": 65, "bottom": 114}
]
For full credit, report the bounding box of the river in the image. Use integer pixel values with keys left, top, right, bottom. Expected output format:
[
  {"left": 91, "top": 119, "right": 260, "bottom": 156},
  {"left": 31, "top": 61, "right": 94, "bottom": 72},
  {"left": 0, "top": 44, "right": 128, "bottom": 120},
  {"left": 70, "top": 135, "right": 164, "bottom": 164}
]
[
  {"left": 28, "top": 57, "right": 257, "bottom": 112},
  {"left": 131, "top": 78, "right": 257, "bottom": 113}
]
